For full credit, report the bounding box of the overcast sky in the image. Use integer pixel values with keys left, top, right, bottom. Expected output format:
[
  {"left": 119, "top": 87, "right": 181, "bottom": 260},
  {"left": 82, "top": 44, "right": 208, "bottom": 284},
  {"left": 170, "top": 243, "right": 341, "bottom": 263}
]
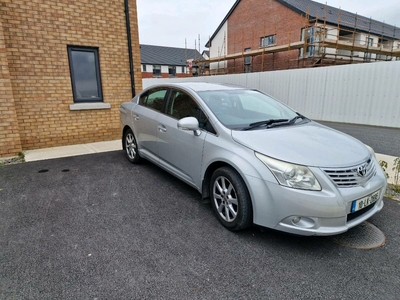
[{"left": 136, "top": 0, "right": 400, "bottom": 51}]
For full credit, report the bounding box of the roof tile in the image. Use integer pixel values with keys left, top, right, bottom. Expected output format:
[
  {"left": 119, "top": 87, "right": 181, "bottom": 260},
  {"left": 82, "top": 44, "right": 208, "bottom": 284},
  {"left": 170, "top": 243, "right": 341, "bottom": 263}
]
[{"left": 140, "top": 44, "right": 204, "bottom": 66}]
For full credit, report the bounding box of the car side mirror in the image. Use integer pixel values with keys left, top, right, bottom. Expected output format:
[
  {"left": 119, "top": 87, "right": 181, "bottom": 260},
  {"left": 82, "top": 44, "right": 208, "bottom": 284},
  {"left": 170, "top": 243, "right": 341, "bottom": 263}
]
[{"left": 177, "top": 117, "right": 201, "bottom": 136}]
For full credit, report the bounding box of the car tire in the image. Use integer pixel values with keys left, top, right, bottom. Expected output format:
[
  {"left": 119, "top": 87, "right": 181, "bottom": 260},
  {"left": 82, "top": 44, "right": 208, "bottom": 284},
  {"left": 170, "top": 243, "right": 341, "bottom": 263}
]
[
  {"left": 124, "top": 128, "right": 141, "bottom": 164},
  {"left": 210, "top": 166, "right": 252, "bottom": 231}
]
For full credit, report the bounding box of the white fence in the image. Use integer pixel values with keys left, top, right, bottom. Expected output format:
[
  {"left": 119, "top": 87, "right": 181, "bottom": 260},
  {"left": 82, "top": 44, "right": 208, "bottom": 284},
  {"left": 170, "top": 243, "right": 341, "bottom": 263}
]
[{"left": 143, "top": 61, "right": 400, "bottom": 128}]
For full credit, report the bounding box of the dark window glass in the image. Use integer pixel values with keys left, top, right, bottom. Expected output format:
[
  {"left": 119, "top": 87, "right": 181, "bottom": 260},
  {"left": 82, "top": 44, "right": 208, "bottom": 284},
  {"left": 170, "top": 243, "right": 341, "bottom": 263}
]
[
  {"left": 244, "top": 48, "right": 251, "bottom": 65},
  {"left": 181, "top": 66, "right": 185, "bottom": 73},
  {"left": 153, "top": 65, "right": 161, "bottom": 77},
  {"left": 168, "top": 66, "right": 176, "bottom": 77},
  {"left": 143, "top": 64, "right": 147, "bottom": 72},
  {"left": 67, "top": 46, "right": 102, "bottom": 102},
  {"left": 167, "top": 90, "right": 215, "bottom": 134},
  {"left": 140, "top": 88, "right": 167, "bottom": 112}
]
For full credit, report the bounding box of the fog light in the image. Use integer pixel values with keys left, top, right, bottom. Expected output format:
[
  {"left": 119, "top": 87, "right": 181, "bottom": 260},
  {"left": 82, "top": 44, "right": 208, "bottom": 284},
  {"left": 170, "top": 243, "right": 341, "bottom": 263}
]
[
  {"left": 292, "top": 216, "right": 301, "bottom": 224},
  {"left": 281, "top": 216, "right": 316, "bottom": 229}
]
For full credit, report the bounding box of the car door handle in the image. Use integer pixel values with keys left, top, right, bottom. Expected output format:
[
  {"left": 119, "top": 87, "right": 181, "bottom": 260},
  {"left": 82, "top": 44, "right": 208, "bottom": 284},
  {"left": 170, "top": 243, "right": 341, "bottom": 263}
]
[
  {"left": 133, "top": 114, "right": 140, "bottom": 120},
  {"left": 157, "top": 124, "right": 167, "bottom": 133}
]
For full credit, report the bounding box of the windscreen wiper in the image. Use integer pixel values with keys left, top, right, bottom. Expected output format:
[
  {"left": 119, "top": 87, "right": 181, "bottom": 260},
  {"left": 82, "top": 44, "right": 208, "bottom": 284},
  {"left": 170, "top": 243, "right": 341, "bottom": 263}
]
[
  {"left": 266, "top": 114, "right": 308, "bottom": 128},
  {"left": 266, "top": 114, "right": 309, "bottom": 129},
  {"left": 289, "top": 114, "right": 307, "bottom": 123},
  {"left": 243, "top": 119, "right": 289, "bottom": 131}
]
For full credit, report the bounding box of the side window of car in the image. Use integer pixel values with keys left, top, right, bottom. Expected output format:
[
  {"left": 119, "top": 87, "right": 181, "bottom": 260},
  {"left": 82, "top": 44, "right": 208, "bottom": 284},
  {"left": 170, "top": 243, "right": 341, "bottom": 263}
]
[
  {"left": 139, "top": 88, "right": 167, "bottom": 112},
  {"left": 167, "top": 90, "right": 216, "bottom": 134}
]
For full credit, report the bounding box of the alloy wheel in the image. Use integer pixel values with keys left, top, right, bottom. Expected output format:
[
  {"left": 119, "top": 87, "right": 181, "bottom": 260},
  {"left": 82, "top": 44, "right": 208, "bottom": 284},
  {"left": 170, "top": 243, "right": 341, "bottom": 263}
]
[
  {"left": 213, "top": 176, "right": 239, "bottom": 222},
  {"left": 125, "top": 132, "right": 137, "bottom": 160}
]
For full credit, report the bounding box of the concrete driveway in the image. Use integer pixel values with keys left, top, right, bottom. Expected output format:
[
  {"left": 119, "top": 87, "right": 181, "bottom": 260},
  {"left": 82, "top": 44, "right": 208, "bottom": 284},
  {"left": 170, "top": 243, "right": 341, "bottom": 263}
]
[{"left": 1, "top": 151, "right": 399, "bottom": 299}]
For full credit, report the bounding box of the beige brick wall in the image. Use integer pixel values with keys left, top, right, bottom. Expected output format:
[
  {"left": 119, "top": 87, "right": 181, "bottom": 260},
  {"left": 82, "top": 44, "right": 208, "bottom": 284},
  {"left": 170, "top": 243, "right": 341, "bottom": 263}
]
[
  {"left": 0, "top": 0, "right": 142, "bottom": 156},
  {"left": 0, "top": 17, "right": 22, "bottom": 157}
]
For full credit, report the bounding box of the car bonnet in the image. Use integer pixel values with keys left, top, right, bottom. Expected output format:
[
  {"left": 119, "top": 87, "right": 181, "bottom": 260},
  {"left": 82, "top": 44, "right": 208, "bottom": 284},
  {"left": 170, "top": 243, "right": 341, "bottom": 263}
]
[{"left": 231, "top": 122, "right": 370, "bottom": 168}]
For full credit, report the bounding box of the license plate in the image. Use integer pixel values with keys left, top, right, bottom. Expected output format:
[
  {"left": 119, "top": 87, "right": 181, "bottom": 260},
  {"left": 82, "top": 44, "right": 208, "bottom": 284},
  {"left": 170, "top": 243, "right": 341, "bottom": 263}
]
[{"left": 351, "top": 190, "right": 380, "bottom": 213}]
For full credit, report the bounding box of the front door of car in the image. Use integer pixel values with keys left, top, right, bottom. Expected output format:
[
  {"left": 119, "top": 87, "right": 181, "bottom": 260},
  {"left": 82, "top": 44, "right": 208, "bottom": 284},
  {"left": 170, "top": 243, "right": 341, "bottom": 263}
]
[
  {"left": 133, "top": 87, "right": 168, "bottom": 162},
  {"left": 156, "top": 89, "right": 208, "bottom": 188}
]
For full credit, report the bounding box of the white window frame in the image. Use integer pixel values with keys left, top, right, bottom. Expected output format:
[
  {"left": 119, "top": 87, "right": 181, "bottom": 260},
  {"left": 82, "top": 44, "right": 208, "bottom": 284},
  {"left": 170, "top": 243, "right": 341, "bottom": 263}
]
[{"left": 260, "top": 35, "right": 276, "bottom": 47}]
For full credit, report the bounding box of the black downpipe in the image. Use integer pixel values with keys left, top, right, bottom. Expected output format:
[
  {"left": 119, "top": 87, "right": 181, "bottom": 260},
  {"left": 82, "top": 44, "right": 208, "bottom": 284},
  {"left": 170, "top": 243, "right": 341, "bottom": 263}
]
[{"left": 124, "top": 0, "right": 136, "bottom": 97}]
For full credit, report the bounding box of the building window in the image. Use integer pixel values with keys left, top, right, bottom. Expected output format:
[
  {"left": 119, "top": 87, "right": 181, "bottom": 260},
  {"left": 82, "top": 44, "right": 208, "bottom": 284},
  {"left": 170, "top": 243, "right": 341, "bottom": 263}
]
[
  {"left": 143, "top": 64, "right": 147, "bottom": 72},
  {"left": 396, "top": 44, "right": 400, "bottom": 60},
  {"left": 67, "top": 46, "right": 103, "bottom": 103},
  {"left": 244, "top": 48, "right": 251, "bottom": 73},
  {"left": 300, "top": 27, "right": 326, "bottom": 57},
  {"left": 244, "top": 48, "right": 251, "bottom": 65},
  {"left": 260, "top": 35, "right": 276, "bottom": 47},
  {"left": 182, "top": 66, "right": 185, "bottom": 73},
  {"left": 365, "top": 37, "right": 373, "bottom": 61},
  {"left": 168, "top": 66, "right": 176, "bottom": 77},
  {"left": 153, "top": 65, "right": 161, "bottom": 77}
]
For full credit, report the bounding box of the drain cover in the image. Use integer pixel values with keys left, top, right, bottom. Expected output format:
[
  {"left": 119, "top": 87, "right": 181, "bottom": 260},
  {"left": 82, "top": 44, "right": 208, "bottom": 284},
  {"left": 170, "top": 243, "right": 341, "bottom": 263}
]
[{"left": 332, "top": 222, "right": 385, "bottom": 249}]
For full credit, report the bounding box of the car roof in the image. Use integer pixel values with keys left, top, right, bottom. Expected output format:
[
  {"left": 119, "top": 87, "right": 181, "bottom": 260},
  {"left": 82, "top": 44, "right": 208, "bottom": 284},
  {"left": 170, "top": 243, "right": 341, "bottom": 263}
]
[{"left": 148, "top": 82, "right": 247, "bottom": 92}]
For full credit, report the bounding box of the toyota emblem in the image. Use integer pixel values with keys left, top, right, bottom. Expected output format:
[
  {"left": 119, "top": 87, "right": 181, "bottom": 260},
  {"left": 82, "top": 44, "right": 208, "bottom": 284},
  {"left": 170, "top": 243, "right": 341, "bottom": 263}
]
[{"left": 357, "top": 164, "right": 367, "bottom": 177}]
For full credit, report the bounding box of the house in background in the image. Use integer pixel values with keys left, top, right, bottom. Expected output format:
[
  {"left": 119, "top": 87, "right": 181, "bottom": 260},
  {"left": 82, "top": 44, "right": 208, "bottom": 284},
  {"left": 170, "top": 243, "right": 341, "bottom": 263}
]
[
  {"left": 201, "top": 50, "right": 210, "bottom": 60},
  {"left": 0, "top": 0, "right": 142, "bottom": 158},
  {"left": 199, "top": 50, "right": 211, "bottom": 75},
  {"left": 140, "top": 44, "right": 205, "bottom": 78},
  {"left": 205, "top": 0, "right": 400, "bottom": 74}
]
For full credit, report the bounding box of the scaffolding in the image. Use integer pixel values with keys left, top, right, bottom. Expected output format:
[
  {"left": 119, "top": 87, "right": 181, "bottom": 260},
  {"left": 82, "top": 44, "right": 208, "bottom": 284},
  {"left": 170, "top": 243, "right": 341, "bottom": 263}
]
[{"left": 196, "top": 7, "right": 400, "bottom": 75}]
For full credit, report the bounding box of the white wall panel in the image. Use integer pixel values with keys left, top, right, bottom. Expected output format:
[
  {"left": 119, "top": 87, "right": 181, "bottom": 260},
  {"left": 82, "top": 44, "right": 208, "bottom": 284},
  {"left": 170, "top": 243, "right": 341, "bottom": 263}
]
[
  {"left": 143, "top": 61, "right": 400, "bottom": 128},
  {"left": 209, "top": 21, "right": 228, "bottom": 71}
]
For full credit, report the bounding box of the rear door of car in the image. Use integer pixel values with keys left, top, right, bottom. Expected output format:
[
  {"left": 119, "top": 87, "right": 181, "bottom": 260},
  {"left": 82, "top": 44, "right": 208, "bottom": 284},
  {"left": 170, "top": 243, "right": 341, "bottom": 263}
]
[
  {"left": 132, "top": 87, "right": 168, "bottom": 162},
  {"left": 156, "top": 89, "right": 211, "bottom": 188}
]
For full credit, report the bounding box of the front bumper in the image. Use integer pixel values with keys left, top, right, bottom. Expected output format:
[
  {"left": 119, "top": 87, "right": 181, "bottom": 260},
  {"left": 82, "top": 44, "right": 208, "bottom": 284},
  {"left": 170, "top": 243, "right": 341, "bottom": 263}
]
[{"left": 248, "top": 160, "right": 387, "bottom": 236}]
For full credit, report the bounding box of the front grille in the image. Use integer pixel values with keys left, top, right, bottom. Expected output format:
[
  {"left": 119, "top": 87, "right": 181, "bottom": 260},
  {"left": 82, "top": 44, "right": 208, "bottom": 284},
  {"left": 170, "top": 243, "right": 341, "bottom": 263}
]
[{"left": 322, "top": 157, "right": 376, "bottom": 188}]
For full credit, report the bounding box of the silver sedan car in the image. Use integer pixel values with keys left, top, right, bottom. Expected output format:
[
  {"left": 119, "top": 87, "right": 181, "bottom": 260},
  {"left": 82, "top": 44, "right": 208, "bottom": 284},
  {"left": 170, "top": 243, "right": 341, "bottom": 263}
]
[{"left": 120, "top": 82, "right": 386, "bottom": 235}]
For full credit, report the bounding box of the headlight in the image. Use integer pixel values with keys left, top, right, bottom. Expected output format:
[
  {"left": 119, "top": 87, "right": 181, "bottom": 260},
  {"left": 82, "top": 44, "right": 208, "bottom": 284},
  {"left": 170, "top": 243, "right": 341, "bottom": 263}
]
[
  {"left": 255, "top": 152, "right": 321, "bottom": 191},
  {"left": 365, "top": 144, "right": 376, "bottom": 158}
]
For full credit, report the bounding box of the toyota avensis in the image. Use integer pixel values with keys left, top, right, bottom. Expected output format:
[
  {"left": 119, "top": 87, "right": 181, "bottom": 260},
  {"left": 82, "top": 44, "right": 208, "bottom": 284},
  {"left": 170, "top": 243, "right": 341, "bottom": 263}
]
[{"left": 120, "top": 82, "right": 386, "bottom": 235}]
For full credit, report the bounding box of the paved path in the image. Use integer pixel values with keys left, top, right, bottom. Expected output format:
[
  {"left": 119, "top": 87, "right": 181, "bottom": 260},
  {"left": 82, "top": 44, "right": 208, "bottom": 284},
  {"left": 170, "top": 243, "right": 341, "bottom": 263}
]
[{"left": 24, "top": 140, "right": 121, "bottom": 161}]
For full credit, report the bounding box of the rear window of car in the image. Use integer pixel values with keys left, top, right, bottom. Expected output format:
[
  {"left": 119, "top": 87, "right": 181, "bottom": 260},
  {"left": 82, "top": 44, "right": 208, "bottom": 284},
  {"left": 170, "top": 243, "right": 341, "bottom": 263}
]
[{"left": 139, "top": 88, "right": 168, "bottom": 112}]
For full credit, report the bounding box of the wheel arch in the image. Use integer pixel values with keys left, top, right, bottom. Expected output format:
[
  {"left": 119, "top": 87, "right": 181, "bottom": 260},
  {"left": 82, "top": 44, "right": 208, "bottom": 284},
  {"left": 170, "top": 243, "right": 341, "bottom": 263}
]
[
  {"left": 203, "top": 160, "right": 255, "bottom": 228},
  {"left": 202, "top": 160, "right": 254, "bottom": 204},
  {"left": 202, "top": 161, "right": 231, "bottom": 199}
]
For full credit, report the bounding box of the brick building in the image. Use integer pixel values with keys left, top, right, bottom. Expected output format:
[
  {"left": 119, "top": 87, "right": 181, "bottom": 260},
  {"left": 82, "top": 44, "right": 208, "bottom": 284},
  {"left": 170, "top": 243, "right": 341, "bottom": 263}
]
[
  {"left": 140, "top": 44, "right": 205, "bottom": 78},
  {"left": 205, "top": 0, "right": 400, "bottom": 74},
  {"left": 0, "top": 0, "right": 142, "bottom": 158}
]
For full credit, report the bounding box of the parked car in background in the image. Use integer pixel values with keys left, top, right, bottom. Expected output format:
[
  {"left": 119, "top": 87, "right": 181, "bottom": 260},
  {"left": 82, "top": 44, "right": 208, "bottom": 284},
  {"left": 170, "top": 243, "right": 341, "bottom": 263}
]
[{"left": 120, "top": 82, "right": 387, "bottom": 235}]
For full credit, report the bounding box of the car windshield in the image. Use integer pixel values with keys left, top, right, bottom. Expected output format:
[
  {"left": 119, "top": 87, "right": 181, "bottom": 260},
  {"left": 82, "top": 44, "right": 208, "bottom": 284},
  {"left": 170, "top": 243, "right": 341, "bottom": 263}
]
[{"left": 198, "top": 89, "right": 305, "bottom": 130}]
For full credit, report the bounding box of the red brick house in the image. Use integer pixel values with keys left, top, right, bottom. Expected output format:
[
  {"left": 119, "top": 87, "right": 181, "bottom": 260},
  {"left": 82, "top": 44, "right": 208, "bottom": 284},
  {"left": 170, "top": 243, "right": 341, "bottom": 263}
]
[{"left": 205, "top": 0, "right": 400, "bottom": 74}]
